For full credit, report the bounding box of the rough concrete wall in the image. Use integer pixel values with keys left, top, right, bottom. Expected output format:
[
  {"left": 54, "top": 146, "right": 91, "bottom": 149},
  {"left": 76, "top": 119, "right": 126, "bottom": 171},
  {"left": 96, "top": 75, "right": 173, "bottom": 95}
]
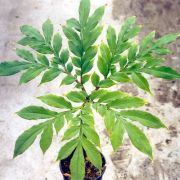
[{"left": 0, "top": 0, "right": 180, "bottom": 180}]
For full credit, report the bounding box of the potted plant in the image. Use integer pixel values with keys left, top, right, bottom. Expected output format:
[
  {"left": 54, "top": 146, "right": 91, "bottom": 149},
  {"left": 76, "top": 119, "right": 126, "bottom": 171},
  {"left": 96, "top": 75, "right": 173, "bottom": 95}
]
[{"left": 0, "top": 0, "right": 180, "bottom": 179}]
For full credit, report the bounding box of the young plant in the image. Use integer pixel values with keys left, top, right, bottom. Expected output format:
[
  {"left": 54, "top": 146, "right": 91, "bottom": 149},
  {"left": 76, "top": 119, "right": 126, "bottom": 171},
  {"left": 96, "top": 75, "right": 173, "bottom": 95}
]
[{"left": 0, "top": 0, "right": 180, "bottom": 179}]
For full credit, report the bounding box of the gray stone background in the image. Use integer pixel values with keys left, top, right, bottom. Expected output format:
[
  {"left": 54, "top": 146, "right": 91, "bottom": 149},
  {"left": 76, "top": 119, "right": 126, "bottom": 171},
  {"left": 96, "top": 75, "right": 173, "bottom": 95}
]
[{"left": 0, "top": 0, "right": 180, "bottom": 179}]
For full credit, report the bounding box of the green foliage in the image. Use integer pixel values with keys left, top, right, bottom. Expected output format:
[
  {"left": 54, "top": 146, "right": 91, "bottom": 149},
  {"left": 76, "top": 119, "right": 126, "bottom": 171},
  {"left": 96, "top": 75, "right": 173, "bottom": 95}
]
[
  {"left": 61, "top": 75, "right": 76, "bottom": 85},
  {"left": 91, "top": 72, "right": 100, "bottom": 87},
  {"left": 54, "top": 116, "right": 65, "bottom": 134},
  {"left": 131, "top": 72, "right": 151, "bottom": 93},
  {"left": 119, "top": 110, "right": 165, "bottom": 128},
  {"left": 40, "top": 68, "right": 61, "bottom": 84},
  {"left": 63, "top": 126, "right": 80, "bottom": 140},
  {"left": 82, "top": 137, "right": 102, "bottom": 169},
  {"left": 17, "top": 106, "right": 57, "bottom": 120},
  {"left": 0, "top": 61, "right": 32, "bottom": 76},
  {"left": 40, "top": 122, "right": 53, "bottom": 153},
  {"left": 0, "top": 0, "right": 180, "bottom": 179},
  {"left": 16, "top": 49, "right": 36, "bottom": 62},
  {"left": 70, "top": 144, "right": 85, "bottom": 180},
  {"left": 42, "top": 19, "right": 53, "bottom": 44},
  {"left": 124, "top": 121, "right": 153, "bottom": 159},
  {"left": 38, "top": 94, "right": 72, "bottom": 109},
  {"left": 57, "top": 138, "right": 79, "bottom": 160},
  {"left": 107, "top": 96, "right": 146, "bottom": 109},
  {"left": 13, "top": 122, "right": 47, "bottom": 157},
  {"left": 110, "top": 118, "right": 124, "bottom": 151},
  {"left": 144, "top": 66, "right": 180, "bottom": 80},
  {"left": 53, "top": 33, "right": 62, "bottom": 56},
  {"left": 19, "top": 66, "right": 45, "bottom": 84},
  {"left": 82, "top": 125, "right": 100, "bottom": 146},
  {"left": 66, "top": 91, "right": 86, "bottom": 102}
]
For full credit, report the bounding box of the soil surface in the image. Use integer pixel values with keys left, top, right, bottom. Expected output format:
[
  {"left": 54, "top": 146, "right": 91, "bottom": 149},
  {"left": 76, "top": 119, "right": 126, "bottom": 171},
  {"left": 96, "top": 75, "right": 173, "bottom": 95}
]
[{"left": 60, "top": 154, "right": 106, "bottom": 180}]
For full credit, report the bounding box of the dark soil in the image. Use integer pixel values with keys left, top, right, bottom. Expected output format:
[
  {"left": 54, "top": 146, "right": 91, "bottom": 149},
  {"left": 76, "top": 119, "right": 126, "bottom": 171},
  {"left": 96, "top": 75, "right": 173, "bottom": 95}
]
[{"left": 60, "top": 152, "right": 106, "bottom": 180}]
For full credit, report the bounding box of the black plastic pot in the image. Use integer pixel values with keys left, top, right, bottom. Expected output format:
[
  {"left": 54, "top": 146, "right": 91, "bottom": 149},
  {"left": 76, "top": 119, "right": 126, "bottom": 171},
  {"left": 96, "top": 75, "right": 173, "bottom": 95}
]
[{"left": 59, "top": 151, "right": 106, "bottom": 180}]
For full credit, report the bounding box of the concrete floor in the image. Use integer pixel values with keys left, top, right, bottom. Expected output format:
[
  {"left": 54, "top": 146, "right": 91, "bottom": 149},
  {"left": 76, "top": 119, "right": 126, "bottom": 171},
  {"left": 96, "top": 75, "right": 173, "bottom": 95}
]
[{"left": 0, "top": 0, "right": 180, "bottom": 180}]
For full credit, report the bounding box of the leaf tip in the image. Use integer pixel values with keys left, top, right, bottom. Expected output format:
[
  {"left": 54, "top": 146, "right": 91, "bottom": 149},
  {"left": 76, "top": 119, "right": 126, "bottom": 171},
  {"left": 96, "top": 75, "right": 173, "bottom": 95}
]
[{"left": 13, "top": 152, "right": 18, "bottom": 159}]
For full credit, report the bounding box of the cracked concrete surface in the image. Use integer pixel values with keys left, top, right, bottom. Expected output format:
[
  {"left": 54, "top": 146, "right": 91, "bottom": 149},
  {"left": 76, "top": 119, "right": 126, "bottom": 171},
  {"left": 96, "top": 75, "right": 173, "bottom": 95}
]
[{"left": 0, "top": 0, "right": 180, "bottom": 180}]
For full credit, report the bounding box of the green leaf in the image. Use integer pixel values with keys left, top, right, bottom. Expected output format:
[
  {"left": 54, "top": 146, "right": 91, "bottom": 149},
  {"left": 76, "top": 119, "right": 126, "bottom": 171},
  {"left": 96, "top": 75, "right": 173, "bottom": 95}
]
[
  {"left": 93, "top": 103, "right": 107, "bottom": 117},
  {"left": 91, "top": 72, "right": 100, "bottom": 87},
  {"left": 79, "top": 0, "right": 90, "bottom": 27},
  {"left": 128, "top": 45, "right": 138, "bottom": 62},
  {"left": 104, "top": 110, "right": 116, "bottom": 133},
  {"left": 67, "top": 18, "right": 81, "bottom": 31},
  {"left": 16, "top": 49, "right": 36, "bottom": 62},
  {"left": 116, "top": 42, "right": 131, "bottom": 55},
  {"left": 83, "top": 46, "right": 97, "bottom": 62},
  {"left": 42, "top": 19, "right": 53, "bottom": 43},
  {"left": 86, "top": 6, "right": 105, "bottom": 31},
  {"left": 38, "top": 94, "right": 72, "bottom": 109},
  {"left": 68, "top": 41, "right": 82, "bottom": 57},
  {"left": 118, "top": 16, "right": 136, "bottom": 43},
  {"left": 31, "top": 44, "right": 53, "bottom": 54},
  {"left": 82, "top": 103, "right": 92, "bottom": 115},
  {"left": 66, "top": 63, "right": 73, "bottom": 73},
  {"left": 40, "top": 68, "right": 61, "bottom": 84},
  {"left": 108, "top": 97, "right": 146, "bottom": 109},
  {"left": 99, "top": 79, "right": 115, "bottom": 88},
  {"left": 81, "top": 114, "right": 94, "bottom": 127},
  {"left": 66, "top": 91, "right": 86, "bottom": 103},
  {"left": 72, "top": 57, "right": 81, "bottom": 68},
  {"left": 120, "top": 110, "right": 166, "bottom": 128},
  {"left": 18, "top": 37, "right": 43, "bottom": 46},
  {"left": 98, "top": 91, "right": 127, "bottom": 103},
  {"left": 82, "top": 75, "right": 90, "bottom": 84},
  {"left": 82, "top": 137, "right": 102, "bottom": 169},
  {"left": 63, "top": 126, "right": 80, "bottom": 140},
  {"left": 107, "top": 26, "right": 117, "bottom": 53},
  {"left": 82, "top": 125, "right": 100, "bottom": 146},
  {"left": 131, "top": 72, "right": 151, "bottom": 93},
  {"left": 63, "top": 26, "right": 81, "bottom": 45},
  {"left": 155, "top": 33, "right": 179, "bottom": 47},
  {"left": 139, "top": 31, "right": 155, "bottom": 55},
  {"left": 110, "top": 118, "right": 124, "bottom": 151},
  {"left": 60, "top": 49, "right": 69, "bottom": 64},
  {"left": 13, "top": 123, "right": 44, "bottom": 158},
  {"left": 19, "top": 66, "right": 45, "bottom": 84},
  {"left": 144, "top": 57, "right": 164, "bottom": 68},
  {"left": 84, "top": 26, "right": 103, "bottom": 50},
  {"left": 90, "top": 89, "right": 107, "bottom": 100},
  {"left": 143, "top": 66, "right": 180, "bottom": 80},
  {"left": 152, "top": 48, "right": 172, "bottom": 55},
  {"left": 110, "top": 72, "right": 130, "bottom": 82},
  {"left": 100, "top": 43, "right": 111, "bottom": 64},
  {"left": 64, "top": 112, "right": 74, "bottom": 123},
  {"left": 17, "top": 106, "right": 57, "bottom": 120},
  {"left": 97, "top": 55, "right": 109, "bottom": 77},
  {"left": 61, "top": 75, "right": 76, "bottom": 85},
  {"left": 82, "top": 60, "right": 93, "bottom": 74},
  {"left": 20, "top": 25, "right": 44, "bottom": 41},
  {"left": 124, "top": 121, "right": 153, "bottom": 159},
  {"left": 123, "top": 25, "right": 141, "bottom": 41},
  {"left": 37, "top": 54, "right": 49, "bottom": 66},
  {"left": 40, "top": 123, "right": 53, "bottom": 153},
  {"left": 53, "top": 33, "right": 62, "bottom": 55},
  {"left": 54, "top": 116, "right": 65, "bottom": 134},
  {"left": 70, "top": 144, "right": 85, "bottom": 180},
  {"left": 57, "top": 138, "right": 79, "bottom": 160},
  {"left": 0, "top": 61, "right": 31, "bottom": 76}
]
